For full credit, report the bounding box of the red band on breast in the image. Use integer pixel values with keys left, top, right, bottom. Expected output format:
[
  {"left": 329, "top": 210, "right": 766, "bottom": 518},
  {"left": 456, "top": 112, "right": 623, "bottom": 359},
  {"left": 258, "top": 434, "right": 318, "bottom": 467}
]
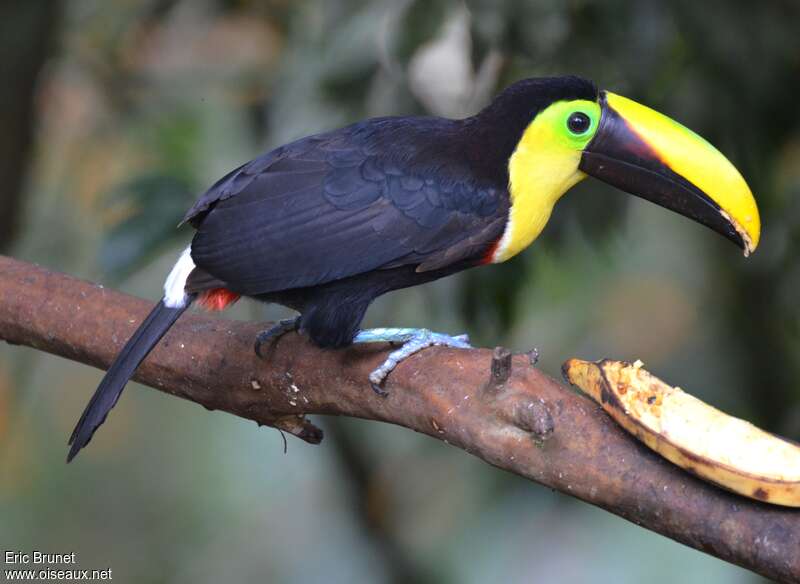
[
  {"left": 480, "top": 237, "right": 502, "bottom": 264},
  {"left": 197, "top": 288, "right": 241, "bottom": 311}
]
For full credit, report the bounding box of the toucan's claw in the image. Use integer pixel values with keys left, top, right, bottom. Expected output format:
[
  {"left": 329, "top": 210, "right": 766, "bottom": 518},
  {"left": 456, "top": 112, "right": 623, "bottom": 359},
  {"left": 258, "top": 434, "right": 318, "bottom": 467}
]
[
  {"left": 254, "top": 317, "right": 300, "bottom": 358},
  {"left": 354, "top": 328, "right": 472, "bottom": 396}
]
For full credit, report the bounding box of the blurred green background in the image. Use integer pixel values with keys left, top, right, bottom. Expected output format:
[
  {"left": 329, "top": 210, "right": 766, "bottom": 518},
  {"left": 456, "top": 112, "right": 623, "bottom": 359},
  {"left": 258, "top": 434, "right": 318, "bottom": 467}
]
[{"left": 1, "top": 1, "right": 799, "bottom": 582}]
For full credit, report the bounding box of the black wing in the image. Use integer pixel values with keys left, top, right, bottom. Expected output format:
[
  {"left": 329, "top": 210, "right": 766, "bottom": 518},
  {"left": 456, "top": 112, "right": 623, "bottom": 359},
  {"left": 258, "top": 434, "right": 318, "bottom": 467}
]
[{"left": 186, "top": 117, "right": 509, "bottom": 296}]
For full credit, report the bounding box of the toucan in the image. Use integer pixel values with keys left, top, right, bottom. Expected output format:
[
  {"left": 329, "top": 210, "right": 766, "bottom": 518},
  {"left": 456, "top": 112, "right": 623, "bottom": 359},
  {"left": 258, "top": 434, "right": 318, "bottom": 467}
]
[{"left": 67, "top": 76, "right": 760, "bottom": 462}]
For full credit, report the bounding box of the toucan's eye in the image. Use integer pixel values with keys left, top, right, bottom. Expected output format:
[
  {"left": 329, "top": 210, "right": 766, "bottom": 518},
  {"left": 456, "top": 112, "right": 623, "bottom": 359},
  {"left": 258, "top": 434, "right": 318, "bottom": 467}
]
[{"left": 567, "top": 112, "right": 591, "bottom": 134}]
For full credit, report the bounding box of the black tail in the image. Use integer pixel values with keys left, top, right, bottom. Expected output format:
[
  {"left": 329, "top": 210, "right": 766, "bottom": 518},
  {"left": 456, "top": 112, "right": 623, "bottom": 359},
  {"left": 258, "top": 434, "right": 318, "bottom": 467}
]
[{"left": 67, "top": 298, "right": 192, "bottom": 462}]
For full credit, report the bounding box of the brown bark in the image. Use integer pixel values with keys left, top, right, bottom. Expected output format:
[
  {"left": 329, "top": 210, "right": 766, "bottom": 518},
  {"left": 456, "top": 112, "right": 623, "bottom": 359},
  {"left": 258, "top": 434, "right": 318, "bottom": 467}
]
[{"left": 0, "top": 255, "right": 798, "bottom": 583}]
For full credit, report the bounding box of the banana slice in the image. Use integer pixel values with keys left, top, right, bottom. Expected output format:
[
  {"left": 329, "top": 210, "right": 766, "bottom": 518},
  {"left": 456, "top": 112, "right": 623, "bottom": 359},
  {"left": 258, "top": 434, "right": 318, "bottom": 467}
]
[{"left": 563, "top": 358, "right": 800, "bottom": 507}]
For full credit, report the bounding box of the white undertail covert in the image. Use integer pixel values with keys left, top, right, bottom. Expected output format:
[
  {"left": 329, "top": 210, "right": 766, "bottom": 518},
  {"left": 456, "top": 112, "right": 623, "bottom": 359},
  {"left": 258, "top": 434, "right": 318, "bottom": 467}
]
[{"left": 163, "top": 246, "right": 194, "bottom": 308}]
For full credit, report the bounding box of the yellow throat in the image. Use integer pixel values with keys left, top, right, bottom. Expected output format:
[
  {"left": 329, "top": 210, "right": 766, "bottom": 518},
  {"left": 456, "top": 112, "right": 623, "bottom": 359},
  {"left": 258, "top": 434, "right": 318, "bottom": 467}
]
[{"left": 491, "top": 99, "right": 596, "bottom": 263}]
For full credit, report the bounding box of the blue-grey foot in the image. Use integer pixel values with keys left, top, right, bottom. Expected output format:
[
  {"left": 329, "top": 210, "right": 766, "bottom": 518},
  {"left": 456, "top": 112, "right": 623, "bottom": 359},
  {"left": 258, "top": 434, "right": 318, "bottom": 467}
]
[
  {"left": 352, "top": 328, "right": 472, "bottom": 396},
  {"left": 254, "top": 317, "right": 300, "bottom": 357}
]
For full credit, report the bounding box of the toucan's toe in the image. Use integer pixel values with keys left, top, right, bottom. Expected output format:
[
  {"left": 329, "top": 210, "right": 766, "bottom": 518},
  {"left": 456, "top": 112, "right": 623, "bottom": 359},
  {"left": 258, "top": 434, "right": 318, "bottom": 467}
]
[{"left": 254, "top": 317, "right": 299, "bottom": 358}]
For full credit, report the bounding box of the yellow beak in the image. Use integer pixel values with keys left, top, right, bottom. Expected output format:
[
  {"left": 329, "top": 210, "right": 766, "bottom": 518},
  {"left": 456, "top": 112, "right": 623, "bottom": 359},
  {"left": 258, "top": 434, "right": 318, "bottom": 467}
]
[{"left": 580, "top": 91, "right": 760, "bottom": 255}]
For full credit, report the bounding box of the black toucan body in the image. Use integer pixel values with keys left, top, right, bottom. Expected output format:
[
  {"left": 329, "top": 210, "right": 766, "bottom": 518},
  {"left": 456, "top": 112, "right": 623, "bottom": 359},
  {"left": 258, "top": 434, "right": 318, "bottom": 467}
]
[{"left": 68, "top": 76, "right": 760, "bottom": 461}]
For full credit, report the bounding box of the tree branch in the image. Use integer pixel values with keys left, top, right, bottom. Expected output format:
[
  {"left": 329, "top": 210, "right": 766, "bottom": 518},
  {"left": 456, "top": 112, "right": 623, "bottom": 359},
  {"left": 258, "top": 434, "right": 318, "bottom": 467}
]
[{"left": 1, "top": 255, "right": 798, "bottom": 583}]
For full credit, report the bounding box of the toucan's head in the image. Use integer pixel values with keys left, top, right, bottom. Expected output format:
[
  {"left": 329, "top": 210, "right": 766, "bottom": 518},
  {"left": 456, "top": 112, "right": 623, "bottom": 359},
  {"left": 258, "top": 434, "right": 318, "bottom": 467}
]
[{"left": 481, "top": 76, "right": 760, "bottom": 262}]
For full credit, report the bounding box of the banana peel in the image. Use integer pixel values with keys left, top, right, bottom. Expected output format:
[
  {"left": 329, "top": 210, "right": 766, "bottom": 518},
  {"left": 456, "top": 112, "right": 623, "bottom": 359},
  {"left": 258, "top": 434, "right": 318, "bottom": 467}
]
[{"left": 563, "top": 358, "right": 800, "bottom": 507}]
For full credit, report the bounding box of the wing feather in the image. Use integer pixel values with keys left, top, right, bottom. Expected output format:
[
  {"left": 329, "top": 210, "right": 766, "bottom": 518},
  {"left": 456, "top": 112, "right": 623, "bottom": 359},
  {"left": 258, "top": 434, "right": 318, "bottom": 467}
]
[{"left": 188, "top": 118, "right": 508, "bottom": 295}]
